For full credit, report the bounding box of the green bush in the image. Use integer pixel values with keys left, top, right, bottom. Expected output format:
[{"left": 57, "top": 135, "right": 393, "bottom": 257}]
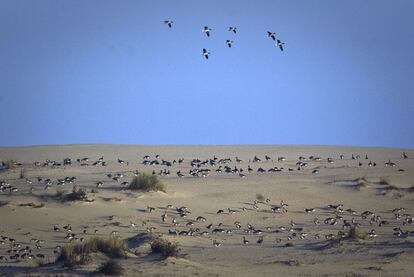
[{"left": 128, "top": 173, "right": 166, "bottom": 192}]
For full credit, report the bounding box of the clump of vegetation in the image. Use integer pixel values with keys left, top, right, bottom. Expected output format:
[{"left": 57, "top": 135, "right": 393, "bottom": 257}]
[
  {"left": 18, "top": 202, "right": 45, "bottom": 208},
  {"left": 347, "top": 226, "right": 367, "bottom": 240},
  {"left": 58, "top": 236, "right": 127, "bottom": 268},
  {"left": 0, "top": 201, "right": 9, "bottom": 207},
  {"left": 150, "top": 237, "right": 180, "bottom": 259},
  {"left": 97, "top": 259, "right": 125, "bottom": 276},
  {"left": 54, "top": 188, "right": 66, "bottom": 200},
  {"left": 19, "top": 168, "right": 26, "bottom": 179},
  {"left": 128, "top": 173, "right": 166, "bottom": 192},
  {"left": 378, "top": 176, "right": 391, "bottom": 186},
  {"left": 1, "top": 160, "right": 16, "bottom": 170},
  {"left": 382, "top": 184, "right": 400, "bottom": 191},
  {"left": 256, "top": 193, "right": 265, "bottom": 202},
  {"left": 64, "top": 187, "right": 90, "bottom": 202}
]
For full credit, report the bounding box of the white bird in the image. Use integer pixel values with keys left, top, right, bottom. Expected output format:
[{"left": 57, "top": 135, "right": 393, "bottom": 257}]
[
  {"left": 202, "top": 48, "right": 210, "bottom": 59},
  {"left": 202, "top": 26, "right": 211, "bottom": 37}
]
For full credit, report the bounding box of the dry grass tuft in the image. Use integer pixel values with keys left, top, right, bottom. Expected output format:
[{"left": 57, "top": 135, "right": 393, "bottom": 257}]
[
  {"left": 58, "top": 236, "right": 127, "bottom": 268},
  {"left": 0, "top": 201, "right": 9, "bottom": 207},
  {"left": 97, "top": 259, "right": 125, "bottom": 276},
  {"left": 347, "top": 226, "right": 367, "bottom": 240},
  {"left": 378, "top": 177, "right": 391, "bottom": 186},
  {"left": 256, "top": 193, "right": 265, "bottom": 202},
  {"left": 18, "top": 202, "right": 45, "bottom": 208},
  {"left": 128, "top": 173, "right": 166, "bottom": 192},
  {"left": 150, "top": 237, "right": 180, "bottom": 259}
]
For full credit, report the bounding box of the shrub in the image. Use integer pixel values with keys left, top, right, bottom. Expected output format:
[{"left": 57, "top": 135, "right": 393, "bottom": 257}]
[
  {"left": 256, "top": 193, "right": 265, "bottom": 202},
  {"left": 128, "top": 173, "right": 166, "bottom": 192},
  {"left": 347, "top": 226, "right": 367, "bottom": 240},
  {"left": 378, "top": 177, "right": 390, "bottom": 186},
  {"left": 97, "top": 259, "right": 125, "bottom": 276},
  {"left": 58, "top": 236, "right": 127, "bottom": 268},
  {"left": 150, "top": 237, "right": 180, "bottom": 259},
  {"left": 19, "top": 169, "right": 26, "bottom": 179},
  {"left": 65, "top": 187, "right": 88, "bottom": 201}
]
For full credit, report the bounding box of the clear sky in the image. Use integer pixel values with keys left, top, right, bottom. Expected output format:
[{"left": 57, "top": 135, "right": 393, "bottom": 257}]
[{"left": 0, "top": 0, "right": 413, "bottom": 148}]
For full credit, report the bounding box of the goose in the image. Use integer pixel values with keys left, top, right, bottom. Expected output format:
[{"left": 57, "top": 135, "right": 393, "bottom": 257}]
[
  {"left": 243, "top": 236, "right": 249, "bottom": 245},
  {"left": 164, "top": 20, "right": 173, "bottom": 28},
  {"left": 202, "top": 48, "right": 210, "bottom": 59},
  {"left": 257, "top": 236, "right": 264, "bottom": 244},
  {"left": 225, "top": 39, "right": 233, "bottom": 48},
  {"left": 267, "top": 31, "right": 276, "bottom": 41},
  {"left": 202, "top": 26, "right": 211, "bottom": 37},
  {"left": 402, "top": 152, "right": 408, "bottom": 159},
  {"left": 276, "top": 39, "right": 285, "bottom": 51},
  {"left": 228, "top": 26, "right": 237, "bottom": 33}
]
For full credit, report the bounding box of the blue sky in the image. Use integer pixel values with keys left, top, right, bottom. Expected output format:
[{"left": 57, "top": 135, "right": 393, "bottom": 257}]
[{"left": 0, "top": 0, "right": 413, "bottom": 147}]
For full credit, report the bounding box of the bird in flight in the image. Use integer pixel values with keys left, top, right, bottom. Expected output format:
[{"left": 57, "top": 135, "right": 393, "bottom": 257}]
[
  {"left": 202, "top": 48, "right": 210, "bottom": 59},
  {"left": 228, "top": 26, "right": 237, "bottom": 34},
  {"left": 202, "top": 26, "right": 212, "bottom": 37},
  {"left": 267, "top": 31, "right": 276, "bottom": 41},
  {"left": 225, "top": 40, "right": 233, "bottom": 48},
  {"left": 164, "top": 20, "right": 173, "bottom": 28},
  {"left": 276, "top": 39, "right": 285, "bottom": 51}
]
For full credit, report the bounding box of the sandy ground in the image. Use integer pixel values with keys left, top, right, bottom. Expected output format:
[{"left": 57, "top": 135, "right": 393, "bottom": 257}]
[{"left": 0, "top": 145, "right": 413, "bottom": 276}]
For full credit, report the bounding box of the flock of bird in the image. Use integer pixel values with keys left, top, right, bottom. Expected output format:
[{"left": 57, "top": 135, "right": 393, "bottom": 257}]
[
  {"left": 0, "top": 150, "right": 411, "bottom": 266},
  {"left": 163, "top": 20, "right": 285, "bottom": 60}
]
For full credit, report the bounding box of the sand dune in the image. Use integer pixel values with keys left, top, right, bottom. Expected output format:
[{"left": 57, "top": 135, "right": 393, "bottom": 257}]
[{"left": 0, "top": 145, "right": 413, "bottom": 276}]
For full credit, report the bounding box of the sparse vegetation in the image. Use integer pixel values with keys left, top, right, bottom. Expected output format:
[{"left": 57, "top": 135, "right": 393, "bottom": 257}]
[
  {"left": 19, "top": 168, "right": 26, "bottom": 179},
  {"left": 381, "top": 184, "right": 400, "bottom": 191},
  {"left": 97, "top": 259, "right": 125, "bottom": 276},
  {"left": 128, "top": 173, "right": 166, "bottom": 192},
  {"left": 58, "top": 236, "right": 127, "bottom": 268},
  {"left": 255, "top": 193, "right": 265, "bottom": 202},
  {"left": 347, "top": 226, "right": 367, "bottom": 240},
  {"left": 150, "top": 237, "right": 180, "bottom": 259},
  {"left": 1, "top": 160, "right": 16, "bottom": 170},
  {"left": 18, "top": 202, "right": 45, "bottom": 208},
  {"left": 62, "top": 187, "right": 93, "bottom": 202},
  {"left": 0, "top": 201, "right": 9, "bottom": 207},
  {"left": 378, "top": 176, "right": 390, "bottom": 186}
]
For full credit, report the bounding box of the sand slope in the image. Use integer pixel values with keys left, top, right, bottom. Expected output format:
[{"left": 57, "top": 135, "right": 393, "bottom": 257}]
[{"left": 0, "top": 145, "right": 413, "bottom": 276}]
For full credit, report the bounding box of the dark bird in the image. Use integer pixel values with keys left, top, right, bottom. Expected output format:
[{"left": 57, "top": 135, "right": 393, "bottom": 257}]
[
  {"left": 228, "top": 26, "right": 237, "bottom": 34},
  {"left": 267, "top": 31, "right": 276, "bottom": 41},
  {"left": 203, "top": 26, "right": 211, "bottom": 37},
  {"left": 225, "top": 40, "right": 233, "bottom": 48},
  {"left": 164, "top": 20, "right": 173, "bottom": 28},
  {"left": 276, "top": 39, "right": 285, "bottom": 51},
  {"left": 202, "top": 48, "right": 210, "bottom": 59}
]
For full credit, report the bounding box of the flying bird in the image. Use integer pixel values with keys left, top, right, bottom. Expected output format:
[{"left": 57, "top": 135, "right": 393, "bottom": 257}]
[
  {"left": 202, "top": 48, "right": 210, "bottom": 59},
  {"left": 202, "top": 26, "right": 212, "bottom": 37},
  {"left": 276, "top": 39, "right": 285, "bottom": 51},
  {"left": 267, "top": 31, "right": 276, "bottom": 41},
  {"left": 164, "top": 20, "right": 173, "bottom": 28},
  {"left": 225, "top": 40, "right": 233, "bottom": 48},
  {"left": 228, "top": 26, "right": 237, "bottom": 34}
]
